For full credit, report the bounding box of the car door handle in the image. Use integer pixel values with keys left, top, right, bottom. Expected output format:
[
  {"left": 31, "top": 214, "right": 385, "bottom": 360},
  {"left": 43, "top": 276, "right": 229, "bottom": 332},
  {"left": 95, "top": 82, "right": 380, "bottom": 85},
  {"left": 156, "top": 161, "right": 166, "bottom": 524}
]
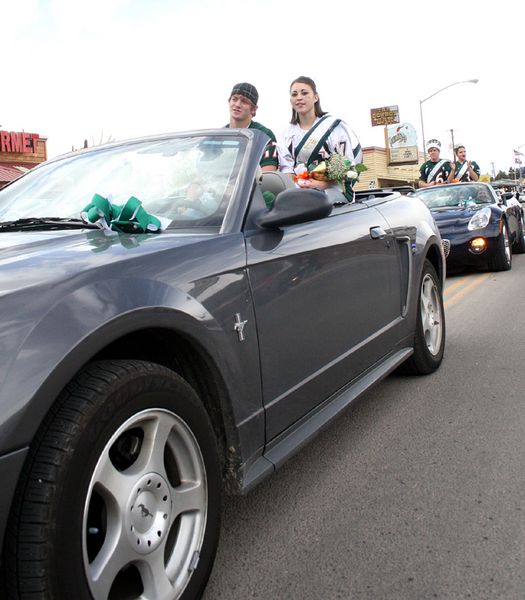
[{"left": 370, "top": 226, "right": 387, "bottom": 239}]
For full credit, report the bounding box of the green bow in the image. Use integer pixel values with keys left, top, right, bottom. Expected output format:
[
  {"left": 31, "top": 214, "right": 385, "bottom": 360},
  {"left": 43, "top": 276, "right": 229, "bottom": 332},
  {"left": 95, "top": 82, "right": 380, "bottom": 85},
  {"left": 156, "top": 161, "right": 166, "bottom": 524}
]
[{"left": 81, "top": 193, "right": 161, "bottom": 234}]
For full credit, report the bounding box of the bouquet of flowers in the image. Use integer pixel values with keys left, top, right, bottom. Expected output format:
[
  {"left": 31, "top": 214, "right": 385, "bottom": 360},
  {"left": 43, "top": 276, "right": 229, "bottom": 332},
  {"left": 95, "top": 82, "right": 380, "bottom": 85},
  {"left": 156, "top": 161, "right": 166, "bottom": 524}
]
[{"left": 294, "top": 153, "right": 367, "bottom": 201}]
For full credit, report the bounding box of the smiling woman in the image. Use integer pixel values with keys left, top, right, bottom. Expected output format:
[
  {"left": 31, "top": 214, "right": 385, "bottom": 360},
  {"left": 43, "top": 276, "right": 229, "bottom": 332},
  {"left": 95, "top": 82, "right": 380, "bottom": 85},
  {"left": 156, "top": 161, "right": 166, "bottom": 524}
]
[{"left": 277, "top": 76, "right": 363, "bottom": 202}]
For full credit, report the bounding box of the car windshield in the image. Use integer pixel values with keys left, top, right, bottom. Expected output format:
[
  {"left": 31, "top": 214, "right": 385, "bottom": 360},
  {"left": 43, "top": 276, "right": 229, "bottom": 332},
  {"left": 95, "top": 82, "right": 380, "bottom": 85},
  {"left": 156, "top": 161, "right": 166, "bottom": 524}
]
[
  {"left": 0, "top": 134, "right": 247, "bottom": 230},
  {"left": 414, "top": 185, "right": 493, "bottom": 209}
]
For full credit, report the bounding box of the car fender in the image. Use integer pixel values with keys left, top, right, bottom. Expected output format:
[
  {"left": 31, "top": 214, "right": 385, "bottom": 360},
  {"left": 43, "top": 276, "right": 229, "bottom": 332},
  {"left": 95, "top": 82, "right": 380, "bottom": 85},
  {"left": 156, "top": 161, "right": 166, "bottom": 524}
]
[{"left": 0, "top": 276, "right": 262, "bottom": 455}]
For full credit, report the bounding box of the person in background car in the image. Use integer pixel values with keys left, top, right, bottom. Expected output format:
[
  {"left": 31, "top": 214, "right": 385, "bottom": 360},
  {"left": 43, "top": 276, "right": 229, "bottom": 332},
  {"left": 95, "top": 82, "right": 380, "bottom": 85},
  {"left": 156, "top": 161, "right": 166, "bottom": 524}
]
[
  {"left": 226, "top": 82, "right": 278, "bottom": 172},
  {"left": 476, "top": 186, "right": 492, "bottom": 203},
  {"left": 448, "top": 145, "right": 480, "bottom": 182},
  {"left": 419, "top": 139, "right": 452, "bottom": 187}
]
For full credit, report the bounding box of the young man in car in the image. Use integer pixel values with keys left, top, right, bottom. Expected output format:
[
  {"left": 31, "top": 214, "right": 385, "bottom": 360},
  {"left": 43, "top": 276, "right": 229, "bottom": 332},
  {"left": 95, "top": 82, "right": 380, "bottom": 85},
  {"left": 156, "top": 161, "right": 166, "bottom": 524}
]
[
  {"left": 448, "top": 144, "right": 480, "bottom": 182},
  {"left": 419, "top": 139, "right": 452, "bottom": 188},
  {"left": 226, "top": 82, "right": 278, "bottom": 171}
]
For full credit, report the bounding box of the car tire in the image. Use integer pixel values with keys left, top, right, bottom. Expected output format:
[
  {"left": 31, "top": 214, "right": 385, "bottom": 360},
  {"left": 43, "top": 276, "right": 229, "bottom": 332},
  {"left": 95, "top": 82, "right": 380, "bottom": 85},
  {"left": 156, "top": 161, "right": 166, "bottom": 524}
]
[
  {"left": 399, "top": 259, "right": 445, "bottom": 375},
  {"left": 3, "top": 359, "right": 222, "bottom": 600},
  {"left": 512, "top": 213, "right": 525, "bottom": 254},
  {"left": 488, "top": 220, "right": 512, "bottom": 271}
]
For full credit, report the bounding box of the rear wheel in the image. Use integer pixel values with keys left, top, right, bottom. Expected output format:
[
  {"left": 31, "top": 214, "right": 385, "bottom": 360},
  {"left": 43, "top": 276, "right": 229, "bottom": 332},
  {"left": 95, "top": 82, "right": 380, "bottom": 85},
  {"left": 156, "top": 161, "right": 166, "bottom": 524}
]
[
  {"left": 489, "top": 220, "right": 512, "bottom": 271},
  {"left": 3, "top": 360, "right": 222, "bottom": 600},
  {"left": 400, "top": 259, "right": 445, "bottom": 375}
]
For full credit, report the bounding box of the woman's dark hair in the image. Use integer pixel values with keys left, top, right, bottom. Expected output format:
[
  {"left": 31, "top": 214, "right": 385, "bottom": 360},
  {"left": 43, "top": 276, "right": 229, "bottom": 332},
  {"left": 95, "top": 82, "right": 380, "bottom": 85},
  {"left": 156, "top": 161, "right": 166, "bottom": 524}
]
[{"left": 289, "top": 76, "right": 327, "bottom": 124}]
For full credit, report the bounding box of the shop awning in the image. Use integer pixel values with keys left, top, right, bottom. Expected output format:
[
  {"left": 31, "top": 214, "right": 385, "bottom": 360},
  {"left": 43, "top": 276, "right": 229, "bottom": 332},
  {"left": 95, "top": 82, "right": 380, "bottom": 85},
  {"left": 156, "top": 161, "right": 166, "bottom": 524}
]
[
  {"left": 0, "top": 162, "right": 36, "bottom": 185},
  {"left": 491, "top": 179, "right": 519, "bottom": 188}
]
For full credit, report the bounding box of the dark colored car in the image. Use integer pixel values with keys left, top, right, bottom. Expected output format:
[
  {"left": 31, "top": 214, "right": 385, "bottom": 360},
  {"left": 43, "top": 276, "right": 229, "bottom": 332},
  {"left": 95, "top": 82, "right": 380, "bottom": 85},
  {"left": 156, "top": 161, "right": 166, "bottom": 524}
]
[
  {"left": 413, "top": 182, "right": 525, "bottom": 271},
  {"left": 0, "top": 129, "right": 446, "bottom": 600}
]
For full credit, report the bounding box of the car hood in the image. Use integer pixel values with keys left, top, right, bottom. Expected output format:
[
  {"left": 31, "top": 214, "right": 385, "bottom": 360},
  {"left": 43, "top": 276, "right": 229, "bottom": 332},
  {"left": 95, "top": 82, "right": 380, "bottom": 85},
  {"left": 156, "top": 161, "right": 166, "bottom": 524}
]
[
  {"left": 429, "top": 205, "right": 484, "bottom": 229},
  {"left": 0, "top": 228, "right": 222, "bottom": 293}
]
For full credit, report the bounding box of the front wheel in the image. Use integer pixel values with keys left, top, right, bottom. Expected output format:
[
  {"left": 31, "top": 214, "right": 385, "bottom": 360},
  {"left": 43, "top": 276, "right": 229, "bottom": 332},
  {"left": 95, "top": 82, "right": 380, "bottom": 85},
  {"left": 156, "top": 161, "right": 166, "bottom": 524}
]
[
  {"left": 400, "top": 259, "right": 445, "bottom": 375},
  {"left": 489, "top": 220, "right": 512, "bottom": 271},
  {"left": 512, "top": 213, "right": 525, "bottom": 254},
  {"left": 3, "top": 360, "right": 222, "bottom": 600}
]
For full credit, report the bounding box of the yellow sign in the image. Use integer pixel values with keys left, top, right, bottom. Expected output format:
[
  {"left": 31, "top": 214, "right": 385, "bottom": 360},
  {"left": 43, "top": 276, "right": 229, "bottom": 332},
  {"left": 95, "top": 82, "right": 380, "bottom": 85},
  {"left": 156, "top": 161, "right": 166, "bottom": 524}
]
[
  {"left": 370, "top": 106, "right": 400, "bottom": 127},
  {"left": 388, "top": 147, "right": 419, "bottom": 164}
]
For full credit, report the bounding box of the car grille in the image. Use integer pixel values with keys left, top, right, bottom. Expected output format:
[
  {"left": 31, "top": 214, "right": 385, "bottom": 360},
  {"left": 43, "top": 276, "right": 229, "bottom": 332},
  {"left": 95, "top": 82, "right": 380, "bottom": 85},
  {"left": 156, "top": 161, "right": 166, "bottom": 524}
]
[{"left": 441, "top": 239, "right": 450, "bottom": 258}]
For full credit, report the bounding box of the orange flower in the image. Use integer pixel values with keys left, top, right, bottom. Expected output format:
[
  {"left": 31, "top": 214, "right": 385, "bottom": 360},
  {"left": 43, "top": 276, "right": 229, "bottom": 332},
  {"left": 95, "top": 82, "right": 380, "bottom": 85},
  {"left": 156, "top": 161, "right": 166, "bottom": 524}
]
[{"left": 293, "top": 171, "right": 311, "bottom": 183}]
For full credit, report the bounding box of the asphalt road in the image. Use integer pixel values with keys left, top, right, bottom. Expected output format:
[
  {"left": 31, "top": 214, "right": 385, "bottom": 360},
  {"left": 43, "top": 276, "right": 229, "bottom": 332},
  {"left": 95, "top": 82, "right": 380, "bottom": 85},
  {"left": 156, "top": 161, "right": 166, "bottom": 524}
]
[{"left": 204, "top": 256, "right": 525, "bottom": 599}]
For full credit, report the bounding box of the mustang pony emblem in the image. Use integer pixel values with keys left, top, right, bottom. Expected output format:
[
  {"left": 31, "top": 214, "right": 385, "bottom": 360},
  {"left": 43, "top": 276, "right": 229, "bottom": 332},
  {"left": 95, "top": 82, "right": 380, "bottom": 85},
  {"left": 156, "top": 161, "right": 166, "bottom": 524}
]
[
  {"left": 233, "top": 313, "right": 248, "bottom": 342},
  {"left": 138, "top": 503, "right": 153, "bottom": 518}
]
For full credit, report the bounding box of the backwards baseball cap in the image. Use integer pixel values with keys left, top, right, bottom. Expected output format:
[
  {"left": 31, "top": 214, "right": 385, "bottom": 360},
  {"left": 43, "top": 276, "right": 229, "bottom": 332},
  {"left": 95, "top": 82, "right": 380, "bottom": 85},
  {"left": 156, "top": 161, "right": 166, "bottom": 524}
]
[
  {"left": 426, "top": 138, "right": 441, "bottom": 152},
  {"left": 230, "top": 82, "right": 259, "bottom": 106}
]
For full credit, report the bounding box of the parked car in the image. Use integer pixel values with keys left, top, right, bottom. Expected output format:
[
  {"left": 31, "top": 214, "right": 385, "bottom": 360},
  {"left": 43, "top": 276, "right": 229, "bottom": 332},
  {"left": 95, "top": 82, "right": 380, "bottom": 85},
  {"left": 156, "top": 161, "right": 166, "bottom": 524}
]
[
  {"left": 0, "top": 129, "right": 446, "bottom": 600},
  {"left": 412, "top": 182, "right": 525, "bottom": 271}
]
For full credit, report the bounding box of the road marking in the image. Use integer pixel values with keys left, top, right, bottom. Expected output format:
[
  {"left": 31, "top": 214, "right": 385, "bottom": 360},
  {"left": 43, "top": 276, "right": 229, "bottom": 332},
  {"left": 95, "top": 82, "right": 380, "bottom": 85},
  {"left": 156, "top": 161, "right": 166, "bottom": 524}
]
[
  {"left": 444, "top": 273, "right": 491, "bottom": 308},
  {"left": 444, "top": 276, "right": 471, "bottom": 296}
]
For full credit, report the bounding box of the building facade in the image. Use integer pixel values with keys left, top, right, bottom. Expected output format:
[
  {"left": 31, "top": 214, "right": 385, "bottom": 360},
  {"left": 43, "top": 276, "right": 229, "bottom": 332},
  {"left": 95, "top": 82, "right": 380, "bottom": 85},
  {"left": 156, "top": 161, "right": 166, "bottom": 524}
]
[
  {"left": 355, "top": 146, "right": 423, "bottom": 191},
  {"left": 0, "top": 130, "right": 47, "bottom": 189}
]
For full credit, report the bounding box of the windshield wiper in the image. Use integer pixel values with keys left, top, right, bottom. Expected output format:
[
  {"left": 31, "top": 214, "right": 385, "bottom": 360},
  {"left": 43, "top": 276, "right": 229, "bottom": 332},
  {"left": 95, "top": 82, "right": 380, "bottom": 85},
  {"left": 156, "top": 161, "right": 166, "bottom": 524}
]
[{"left": 0, "top": 217, "right": 99, "bottom": 231}]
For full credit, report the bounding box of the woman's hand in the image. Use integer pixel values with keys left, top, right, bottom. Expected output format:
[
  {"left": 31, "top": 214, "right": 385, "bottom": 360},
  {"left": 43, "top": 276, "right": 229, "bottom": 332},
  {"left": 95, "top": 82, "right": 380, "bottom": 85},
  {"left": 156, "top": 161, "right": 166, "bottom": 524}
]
[{"left": 297, "top": 178, "right": 332, "bottom": 190}]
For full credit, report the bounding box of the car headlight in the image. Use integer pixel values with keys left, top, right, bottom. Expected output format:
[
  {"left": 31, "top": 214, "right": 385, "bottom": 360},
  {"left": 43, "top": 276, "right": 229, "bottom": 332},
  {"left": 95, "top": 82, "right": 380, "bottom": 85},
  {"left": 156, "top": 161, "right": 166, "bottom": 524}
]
[{"left": 468, "top": 207, "right": 491, "bottom": 231}]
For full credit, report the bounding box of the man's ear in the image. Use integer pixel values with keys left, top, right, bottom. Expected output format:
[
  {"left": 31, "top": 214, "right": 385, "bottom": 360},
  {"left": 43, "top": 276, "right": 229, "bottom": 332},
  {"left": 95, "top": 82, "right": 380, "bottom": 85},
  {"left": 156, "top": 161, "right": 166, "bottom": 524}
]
[{"left": 251, "top": 105, "right": 257, "bottom": 117}]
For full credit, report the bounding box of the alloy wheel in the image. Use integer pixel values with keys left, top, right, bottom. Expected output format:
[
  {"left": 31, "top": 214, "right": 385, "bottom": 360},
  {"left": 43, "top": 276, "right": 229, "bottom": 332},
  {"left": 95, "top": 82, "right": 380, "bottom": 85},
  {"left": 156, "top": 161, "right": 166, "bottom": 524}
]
[
  {"left": 82, "top": 408, "right": 208, "bottom": 600},
  {"left": 420, "top": 273, "right": 443, "bottom": 356}
]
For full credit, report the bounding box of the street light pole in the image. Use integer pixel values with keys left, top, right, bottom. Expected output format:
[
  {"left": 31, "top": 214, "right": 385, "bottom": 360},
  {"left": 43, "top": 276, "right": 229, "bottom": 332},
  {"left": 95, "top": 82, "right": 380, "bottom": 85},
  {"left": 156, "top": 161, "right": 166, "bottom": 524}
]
[
  {"left": 419, "top": 79, "right": 479, "bottom": 158},
  {"left": 419, "top": 101, "right": 426, "bottom": 162}
]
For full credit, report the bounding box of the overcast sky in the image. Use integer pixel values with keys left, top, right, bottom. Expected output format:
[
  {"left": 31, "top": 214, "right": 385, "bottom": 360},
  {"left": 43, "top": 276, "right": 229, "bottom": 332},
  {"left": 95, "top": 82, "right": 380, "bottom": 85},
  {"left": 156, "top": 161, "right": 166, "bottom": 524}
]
[{"left": 2, "top": 0, "right": 524, "bottom": 176}]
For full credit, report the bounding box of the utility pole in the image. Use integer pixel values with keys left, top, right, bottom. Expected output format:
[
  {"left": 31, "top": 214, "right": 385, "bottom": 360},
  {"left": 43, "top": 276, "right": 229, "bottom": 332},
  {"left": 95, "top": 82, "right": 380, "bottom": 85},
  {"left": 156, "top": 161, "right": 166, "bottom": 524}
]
[{"left": 490, "top": 162, "right": 496, "bottom": 180}]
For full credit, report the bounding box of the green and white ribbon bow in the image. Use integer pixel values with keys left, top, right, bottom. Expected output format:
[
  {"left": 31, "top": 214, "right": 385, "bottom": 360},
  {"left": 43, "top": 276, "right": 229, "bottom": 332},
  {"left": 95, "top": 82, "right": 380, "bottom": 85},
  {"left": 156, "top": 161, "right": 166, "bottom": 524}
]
[{"left": 81, "top": 193, "right": 162, "bottom": 233}]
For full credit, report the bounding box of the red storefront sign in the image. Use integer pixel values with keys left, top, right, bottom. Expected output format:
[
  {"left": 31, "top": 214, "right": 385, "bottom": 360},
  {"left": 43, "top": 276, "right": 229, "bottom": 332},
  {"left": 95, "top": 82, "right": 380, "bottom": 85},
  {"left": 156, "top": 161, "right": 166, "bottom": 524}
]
[{"left": 0, "top": 131, "right": 40, "bottom": 154}]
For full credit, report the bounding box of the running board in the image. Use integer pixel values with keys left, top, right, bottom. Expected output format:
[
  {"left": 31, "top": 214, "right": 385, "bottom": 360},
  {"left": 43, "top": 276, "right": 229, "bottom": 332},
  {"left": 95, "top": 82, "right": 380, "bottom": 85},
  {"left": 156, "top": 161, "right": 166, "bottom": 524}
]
[{"left": 240, "top": 347, "right": 413, "bottom": 493}]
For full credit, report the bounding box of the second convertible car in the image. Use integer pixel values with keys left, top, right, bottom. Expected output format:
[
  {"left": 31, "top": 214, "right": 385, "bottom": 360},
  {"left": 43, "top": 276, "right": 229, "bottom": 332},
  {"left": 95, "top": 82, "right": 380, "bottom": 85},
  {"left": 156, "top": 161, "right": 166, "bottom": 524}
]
[
  {"left": 413, "top": 181, "right": 525, "bottom": 271},
  {"left": 0, "top": 129, "right": 445, "bottom": 599}
]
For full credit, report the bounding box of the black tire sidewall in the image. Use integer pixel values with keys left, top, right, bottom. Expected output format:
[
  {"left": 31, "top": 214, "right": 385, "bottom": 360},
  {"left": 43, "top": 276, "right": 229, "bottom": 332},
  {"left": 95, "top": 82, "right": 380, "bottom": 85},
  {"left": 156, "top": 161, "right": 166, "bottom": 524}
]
[
  {"left": 37, "top": 360, "right": 221, "bottom": 600},
  {"left": 412, "top": 260, "right": 445, "bottom": 373},
  {"left": 490, "top": 221, "right": 511, "bottom": 271},
  {"left": 513, "top": 215, "right": 525, "bottom": 253}
]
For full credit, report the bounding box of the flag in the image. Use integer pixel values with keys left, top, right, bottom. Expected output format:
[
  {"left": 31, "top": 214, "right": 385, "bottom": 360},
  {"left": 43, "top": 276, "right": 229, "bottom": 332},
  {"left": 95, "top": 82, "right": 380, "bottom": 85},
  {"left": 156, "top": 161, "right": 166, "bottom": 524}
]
[{"left": 513, "top": 149, "right": 524, "bottom": 156}]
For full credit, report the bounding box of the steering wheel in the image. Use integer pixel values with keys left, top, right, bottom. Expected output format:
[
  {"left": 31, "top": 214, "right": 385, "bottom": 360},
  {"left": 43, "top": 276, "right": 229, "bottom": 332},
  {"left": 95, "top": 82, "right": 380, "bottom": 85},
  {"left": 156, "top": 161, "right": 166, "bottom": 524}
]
[{"left": 172, "top": 201, "right": 208, "bottom": 219}]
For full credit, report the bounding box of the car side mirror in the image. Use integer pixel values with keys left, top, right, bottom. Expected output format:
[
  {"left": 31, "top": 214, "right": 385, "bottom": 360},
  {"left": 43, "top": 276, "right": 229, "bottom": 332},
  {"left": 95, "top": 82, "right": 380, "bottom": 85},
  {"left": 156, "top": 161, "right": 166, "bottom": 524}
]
[{"left": 256, "top": 188, "right": 333, "bottom": 229}]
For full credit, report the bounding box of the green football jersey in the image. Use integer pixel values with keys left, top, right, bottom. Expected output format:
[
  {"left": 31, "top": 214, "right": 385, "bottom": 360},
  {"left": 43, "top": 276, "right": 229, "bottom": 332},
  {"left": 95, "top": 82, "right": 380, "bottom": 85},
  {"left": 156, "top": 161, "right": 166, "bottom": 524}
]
[
  {"left": 419, "top": 159, "right": 452, "bottom": 184},
  {"left": 225, "top": 121, "right": 279, "bottom": 169},
  {"left": 249, "top": 121, "right": 279, "bottom": 169},
  {"left": 453, "top": 160, "right": 480, "bottom": 181}
]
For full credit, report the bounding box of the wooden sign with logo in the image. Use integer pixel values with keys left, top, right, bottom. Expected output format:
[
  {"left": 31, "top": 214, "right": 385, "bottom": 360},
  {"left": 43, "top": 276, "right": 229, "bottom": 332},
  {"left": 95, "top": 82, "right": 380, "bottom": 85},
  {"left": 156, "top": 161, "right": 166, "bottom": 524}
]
[{"left": 370, "top": 106, "right": 400, "bottom": 127}]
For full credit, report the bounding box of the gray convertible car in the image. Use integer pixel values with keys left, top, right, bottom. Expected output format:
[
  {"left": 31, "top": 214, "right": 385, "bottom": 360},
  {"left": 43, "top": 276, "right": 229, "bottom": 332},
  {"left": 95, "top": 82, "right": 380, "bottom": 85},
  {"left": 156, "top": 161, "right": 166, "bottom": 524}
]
[{"left": 0, "top": 129, "right": 445, "bottom": 599}]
